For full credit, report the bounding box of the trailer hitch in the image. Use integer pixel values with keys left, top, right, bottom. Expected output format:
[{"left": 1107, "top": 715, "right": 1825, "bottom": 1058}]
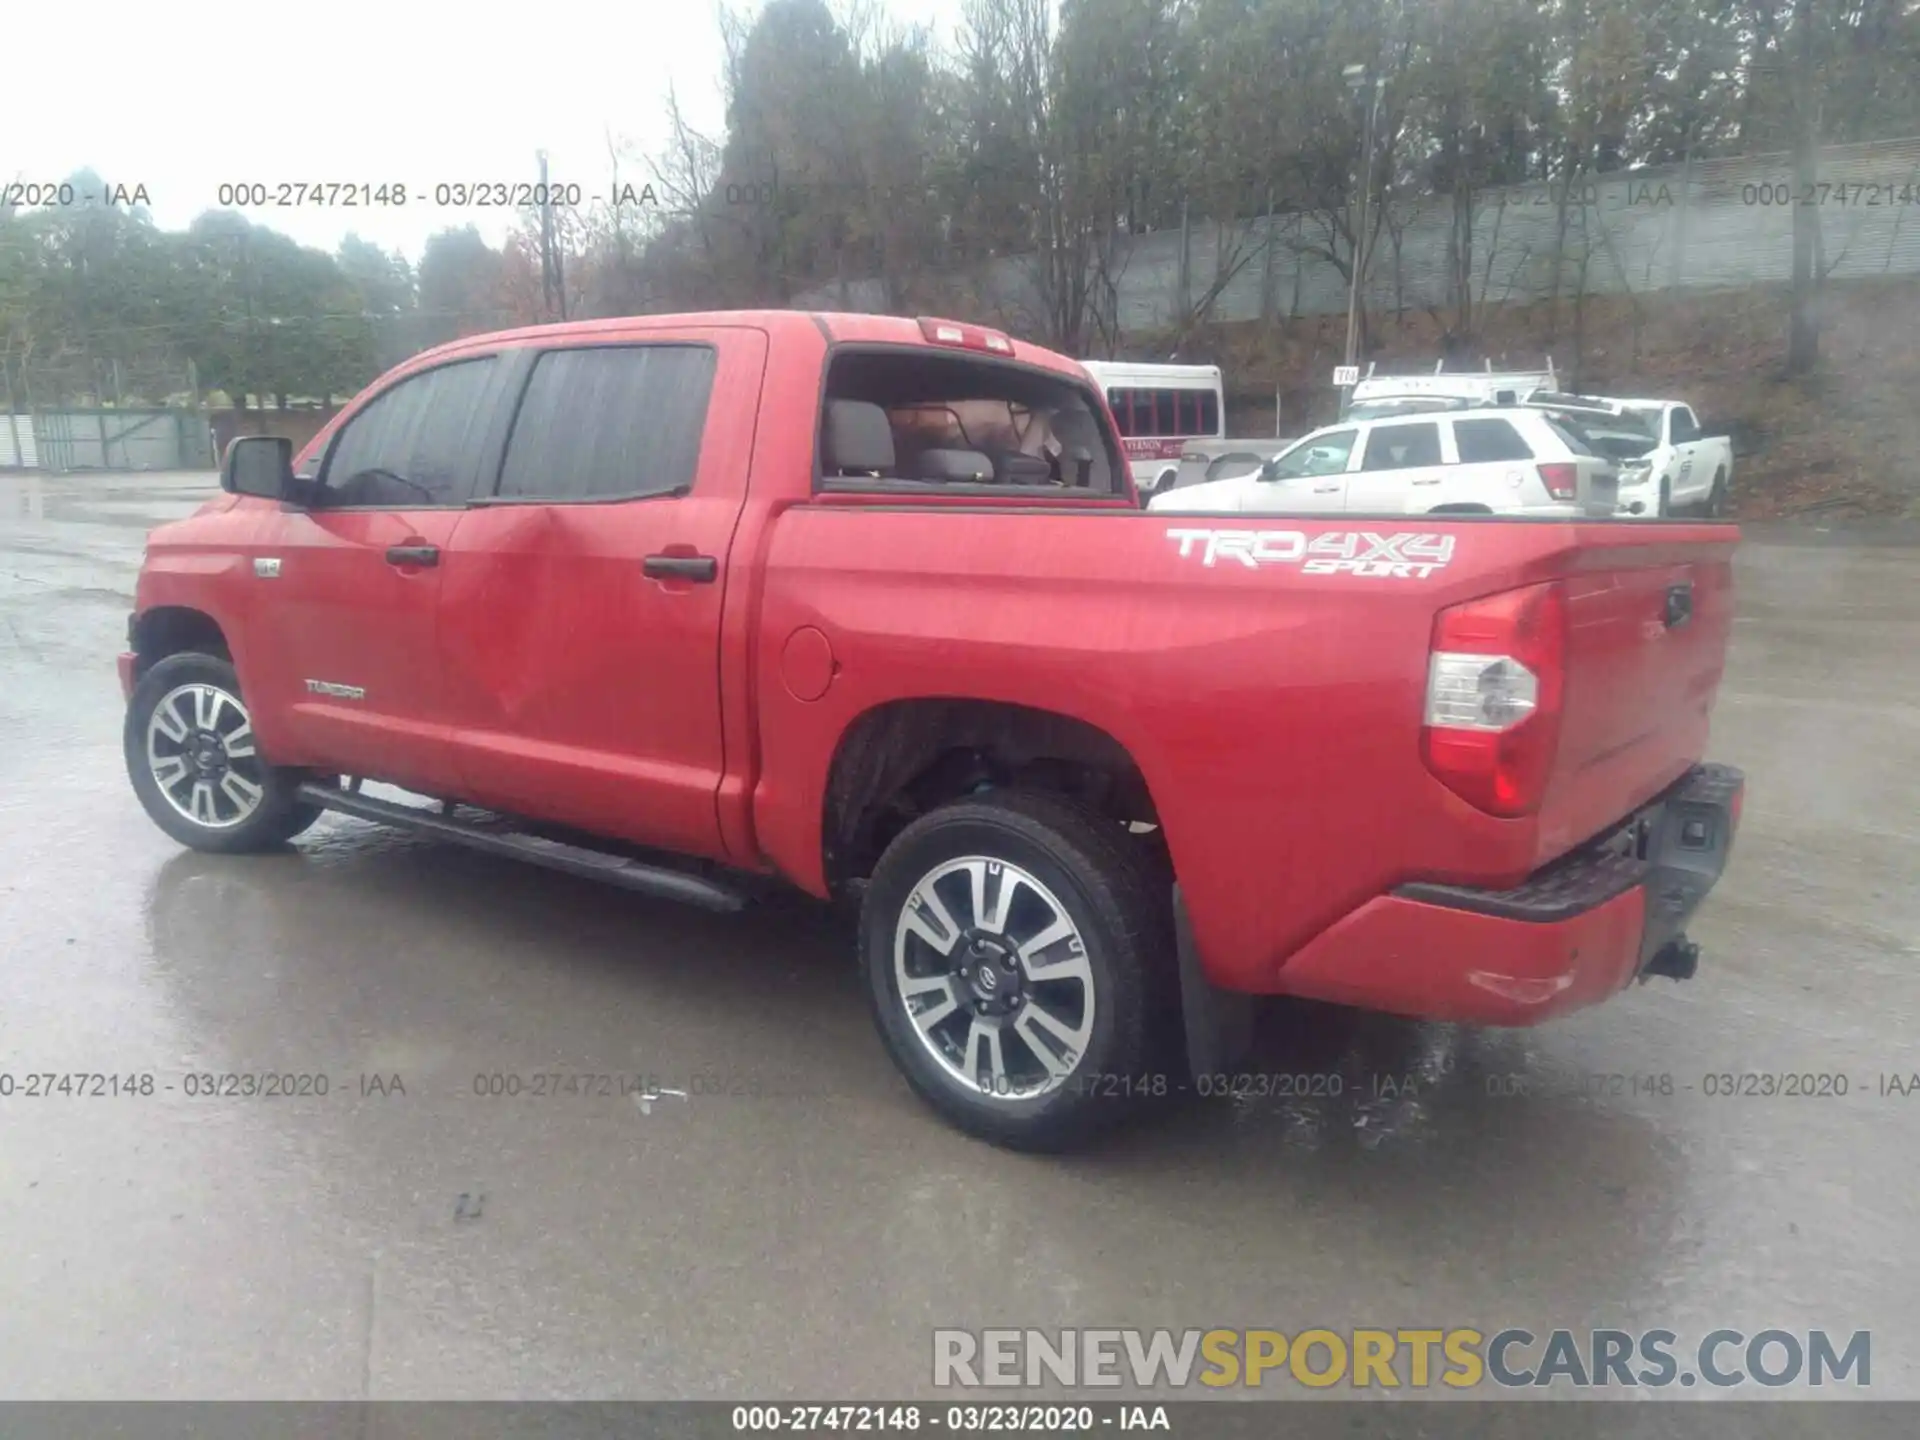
[{"left": 1639, "top": 936, "right": 1700, "bottom": 983}]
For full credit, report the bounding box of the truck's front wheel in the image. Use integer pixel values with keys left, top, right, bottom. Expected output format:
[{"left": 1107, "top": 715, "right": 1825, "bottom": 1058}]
[
  {"left": 860, "top": 791, "right": 1170, "bottom": 1151},
  {"left": 125, "top": 652, "right": 322, "bottom": 853}
]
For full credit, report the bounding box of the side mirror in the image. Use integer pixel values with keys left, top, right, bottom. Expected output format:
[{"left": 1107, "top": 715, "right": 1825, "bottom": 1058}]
[{"left": 222, "top": 435, "right": 295, "bottom": 500}]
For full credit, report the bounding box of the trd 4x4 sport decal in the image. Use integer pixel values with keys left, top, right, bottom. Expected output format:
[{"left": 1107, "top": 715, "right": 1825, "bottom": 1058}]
[{"left": 1165, "top": 527, "right": 1456, "bottom": 578}]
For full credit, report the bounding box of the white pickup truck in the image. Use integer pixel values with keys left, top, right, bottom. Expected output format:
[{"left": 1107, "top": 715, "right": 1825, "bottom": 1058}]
[{"left": 1524, "top": 393, "right": 1732, "bottom": 518}]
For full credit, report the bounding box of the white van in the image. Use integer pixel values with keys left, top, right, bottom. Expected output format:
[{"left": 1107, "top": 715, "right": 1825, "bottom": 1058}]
[{"left": 1080, "top": 360, "right": 1226, "bottom": 492}]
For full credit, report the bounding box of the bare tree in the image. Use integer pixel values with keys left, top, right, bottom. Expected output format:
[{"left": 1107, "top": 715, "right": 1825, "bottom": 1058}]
[{"left": 1785, "top": 0, "right": 1822, "bottom": 373}]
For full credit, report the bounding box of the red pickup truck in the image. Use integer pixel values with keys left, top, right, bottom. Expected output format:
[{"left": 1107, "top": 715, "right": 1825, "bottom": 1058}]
[{"left": 120, "top": 311, "right": 1745, "bottom": 1150}]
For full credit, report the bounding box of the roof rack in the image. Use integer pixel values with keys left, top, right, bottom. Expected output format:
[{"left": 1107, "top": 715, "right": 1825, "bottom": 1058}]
[{"left": 1356, "top": 356, "right": 1557, "bottom": 384}]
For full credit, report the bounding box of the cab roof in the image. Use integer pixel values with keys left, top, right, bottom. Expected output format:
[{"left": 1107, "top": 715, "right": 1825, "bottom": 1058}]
[{"left": 410, "top": 309, "right": 1092, "bottom": 382}]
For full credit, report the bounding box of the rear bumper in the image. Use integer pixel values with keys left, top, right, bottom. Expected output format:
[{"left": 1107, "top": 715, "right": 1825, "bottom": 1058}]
[{"left": 1272, "top": 763, "right": 1745, "bottom": 1026}]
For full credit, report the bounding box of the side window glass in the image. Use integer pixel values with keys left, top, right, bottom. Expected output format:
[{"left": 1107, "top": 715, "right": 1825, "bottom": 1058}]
[
  {"left": 1359, "top": 422, "right": 1442, "bottom": 472},
  {"left": 317, "top": 357, "right": 497, "bottom": 507},
  {"left": 1671, "top": 408, "right": 1699, "bottom": 442},
  {"left": 496, "top": 345, "right": 717, "bottom": 502},
  {"left": 1453, "top": 418, "right": 1535, "bottom": 463},
  {"left": 1275, "top": 429, "right": 1357, "bottom": 478}
]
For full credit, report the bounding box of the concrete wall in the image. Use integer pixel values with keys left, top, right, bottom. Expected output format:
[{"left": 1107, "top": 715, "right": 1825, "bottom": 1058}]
[{"left": 795, "top": 136, "right": 1920, "bottom": 341}]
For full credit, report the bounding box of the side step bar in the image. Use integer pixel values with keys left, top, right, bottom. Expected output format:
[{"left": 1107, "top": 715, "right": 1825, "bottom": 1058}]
[{"left": 294, "top": 782, "right": 749, "bottom": 913}]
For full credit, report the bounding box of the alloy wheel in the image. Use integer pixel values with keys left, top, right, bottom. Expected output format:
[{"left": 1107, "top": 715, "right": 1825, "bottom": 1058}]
[
  {"left": 145, "top": 682, "right": 267, "bottom": 829},
  {"left": 893, "top": 856, "right": 1096, "bottom": 1100}
]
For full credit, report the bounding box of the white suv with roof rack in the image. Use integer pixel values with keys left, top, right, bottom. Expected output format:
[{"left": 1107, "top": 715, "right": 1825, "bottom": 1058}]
[{"left": 1146, "top": 407, "right": 1618, "bottom": 518}]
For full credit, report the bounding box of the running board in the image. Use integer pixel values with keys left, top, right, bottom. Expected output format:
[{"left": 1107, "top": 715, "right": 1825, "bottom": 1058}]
[{"left": 294, "top": 782, "right": 749, "bottom": 913}]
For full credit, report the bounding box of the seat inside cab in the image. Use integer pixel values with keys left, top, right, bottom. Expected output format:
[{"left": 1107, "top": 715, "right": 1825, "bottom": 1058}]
[{"left": 819, "top": 349, "right": 1120, "bottom": 493}]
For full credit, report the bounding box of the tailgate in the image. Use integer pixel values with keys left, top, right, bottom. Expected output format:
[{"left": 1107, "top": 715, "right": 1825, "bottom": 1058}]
[{"left": 1538, "top": 541, "right": 1735, "bottom": 857}]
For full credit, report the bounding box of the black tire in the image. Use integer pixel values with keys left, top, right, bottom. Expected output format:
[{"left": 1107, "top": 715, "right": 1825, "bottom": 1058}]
[
  {"left": 1657, "top": 477, "right": 1672, "bottom": 518},
  {"left": 125, "top": 651, "right": 322, "bottom": 853},
  {"left": 1706, "top": 469, "right": 1729, "bottom": 518},
  {"left": 860, "top": 790, "right": 1174, "bottom": 1151}
]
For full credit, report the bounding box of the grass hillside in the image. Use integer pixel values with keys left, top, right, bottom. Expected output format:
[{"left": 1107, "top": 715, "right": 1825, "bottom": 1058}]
[{"left": 1148, "top": 277, "right": 1920, "bottom": 519}]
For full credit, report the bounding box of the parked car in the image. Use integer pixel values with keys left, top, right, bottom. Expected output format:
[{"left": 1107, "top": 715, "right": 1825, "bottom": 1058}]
[
  {"left": 1523, "top": 392, "right": 1733, "bottom": 518},
  {"left": 1157, "top": 398, "right": 1483, "bottom": 498},
  {"left": 120, "top": 310, "right": 1743, "bottom": 1152},
  {"left": 1154, "top": 439, "right": 1293, "bottom": 496},
  {"left": 1148, "top": 408, "right": 1619, "bottom": 518}
]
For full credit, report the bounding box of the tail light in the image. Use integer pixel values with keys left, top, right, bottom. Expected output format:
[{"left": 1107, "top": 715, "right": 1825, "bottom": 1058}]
[
  {"left": 1537, "top": 462, "right": 1578, "bottom": 501},
  {"left": 1421, "top": 581, "right": 1568, "bottom": 817}
]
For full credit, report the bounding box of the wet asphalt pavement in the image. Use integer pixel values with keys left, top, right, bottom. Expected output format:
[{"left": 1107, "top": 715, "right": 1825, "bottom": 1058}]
[{"left": 0, "top": 470, "right": 1915, "bottom": 1403}]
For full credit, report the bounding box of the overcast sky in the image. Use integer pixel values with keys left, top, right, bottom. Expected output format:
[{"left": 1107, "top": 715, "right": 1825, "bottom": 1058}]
[{"left": 9, "top": 0, "right": 956, "bottom": 260}]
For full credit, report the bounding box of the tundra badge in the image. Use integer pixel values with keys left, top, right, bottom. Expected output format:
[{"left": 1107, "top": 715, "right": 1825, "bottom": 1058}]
[{"left": 304, "top": 680, "right": 366, "bottom": 700}]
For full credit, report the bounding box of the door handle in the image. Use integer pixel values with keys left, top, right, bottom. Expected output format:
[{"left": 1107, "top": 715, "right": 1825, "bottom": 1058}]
[
  {"left": 385, "top": 544, "right": 439, "bottom": 567},
  {"left": 1312, "top": 483, "right": 1341, "bottom": 493},
  {"left": 1664, "top": 582, "right": 1694, "bottom": 629},
  {"left": 643, "top": 553, "right": 718, "bottom": 583}
]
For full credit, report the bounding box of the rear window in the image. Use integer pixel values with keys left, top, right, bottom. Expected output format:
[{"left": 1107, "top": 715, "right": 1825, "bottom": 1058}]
[
  {"left": 1452, "top": 418, "right": 1535, "bottom": 463},
  {"left": 1106, "top": 387, "right": 1221, "bottom": 439},
  {"left": 821, "top": 349, "right": 1122, "bottom": 495},
  {"left": 1540, "top": 416, "right": 1599, "bottom": 458}
]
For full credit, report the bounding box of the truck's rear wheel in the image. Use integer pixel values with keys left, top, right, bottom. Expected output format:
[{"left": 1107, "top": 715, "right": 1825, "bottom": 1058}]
[
  {"left": 125, "top": 652, "right": 322, "bottom": 853},
  {"left": 860, "top": 790, "right": 1171, "bottom": 1151},
  {"left": 1706, "top": 469, "right": 1729, "bottom": 517}
]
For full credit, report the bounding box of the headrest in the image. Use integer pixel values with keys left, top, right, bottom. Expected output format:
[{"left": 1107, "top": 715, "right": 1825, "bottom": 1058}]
[
  {"left": 916, "top": 448, "right": 995, "bottom": 482},
  {"left": 823, "top": 400, "right": 896, "bottom": 475}
]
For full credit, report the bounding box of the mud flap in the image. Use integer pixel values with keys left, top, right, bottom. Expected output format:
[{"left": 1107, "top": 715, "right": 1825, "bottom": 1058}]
[{"left": 1173, "top": 884, "right": 1257, "bottom": 1078}]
